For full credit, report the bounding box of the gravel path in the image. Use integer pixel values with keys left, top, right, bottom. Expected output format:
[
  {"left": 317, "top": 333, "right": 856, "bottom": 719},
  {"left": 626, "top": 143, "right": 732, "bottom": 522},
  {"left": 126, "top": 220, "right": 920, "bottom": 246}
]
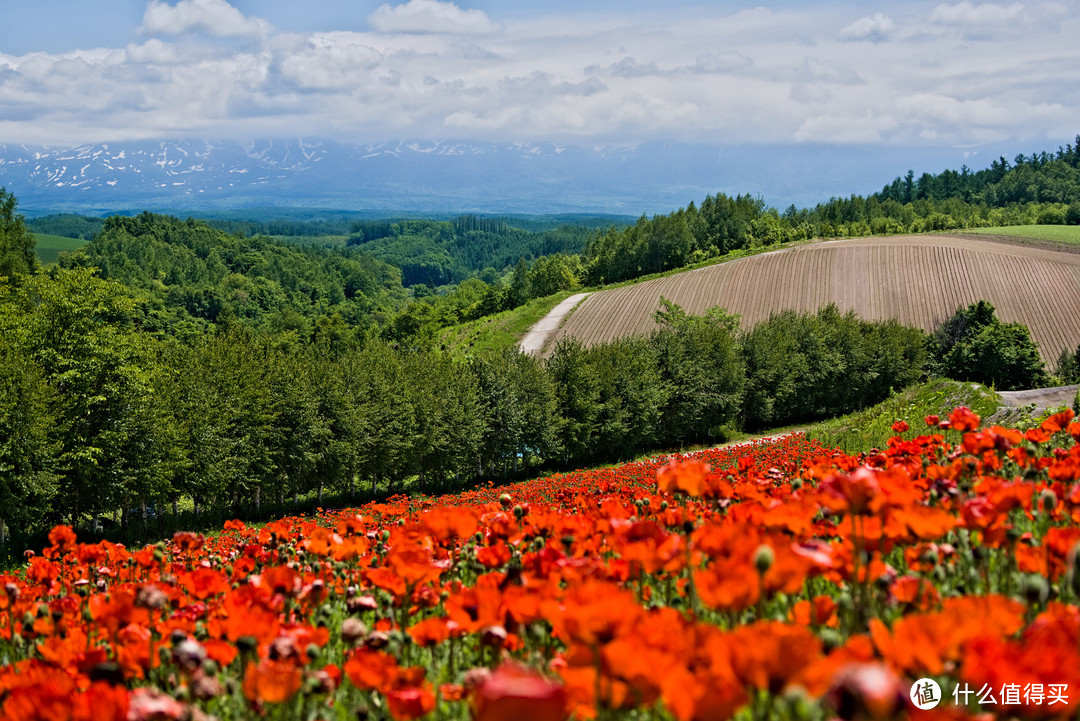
[
  {"left": 996, "top": 384, "right": 1078, "bottom": 410},
  {"left": 518, "top": 292, "right": 590, "bottom": 356}
]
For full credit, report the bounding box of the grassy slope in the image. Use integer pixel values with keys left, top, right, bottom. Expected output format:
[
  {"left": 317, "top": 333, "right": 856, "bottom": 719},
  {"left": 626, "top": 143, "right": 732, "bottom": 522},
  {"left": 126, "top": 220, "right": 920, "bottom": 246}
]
[
  {"left": 799, "top": 378, "right": 1000, "bottom": 453},
  {"left": 439, "top": 291, "right": 579, "bottom": 356},
  {"left": 963, "top": 225, "right": 1080, "bottom": 244},
  {"left": 33, "top": 233, "right": 88, "bottom": 265}
]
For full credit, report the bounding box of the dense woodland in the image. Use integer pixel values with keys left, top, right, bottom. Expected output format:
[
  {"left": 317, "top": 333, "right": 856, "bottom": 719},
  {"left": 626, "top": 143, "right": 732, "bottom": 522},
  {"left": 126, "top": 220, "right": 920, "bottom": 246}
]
[
  {"left": 0, "top": 258, "right": 928, "bottom": 539},
  {"left": 2, "top": 136, "right": 1078, "bottom": 540}
]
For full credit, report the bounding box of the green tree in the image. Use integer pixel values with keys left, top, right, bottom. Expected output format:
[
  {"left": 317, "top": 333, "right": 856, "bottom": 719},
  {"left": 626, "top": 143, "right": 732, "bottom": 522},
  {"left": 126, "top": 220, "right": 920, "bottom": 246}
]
[
  {"left": 0, "top": 188, "right": 37, "bottom": 279},
  {"left": 1, "top": 268, "right": 152, "bottom": 525},
  {"left": 0, "top": 328, "right": 58, "bottom": 537},
  {"left": 651, "top": 299, "right": 745, "bottom": 445},
  {"left": 930, "top": 300, "right": 1049, "bottom": 390},
  {"left": 544, "top": 337, "right": 600, "bottom": 465}
]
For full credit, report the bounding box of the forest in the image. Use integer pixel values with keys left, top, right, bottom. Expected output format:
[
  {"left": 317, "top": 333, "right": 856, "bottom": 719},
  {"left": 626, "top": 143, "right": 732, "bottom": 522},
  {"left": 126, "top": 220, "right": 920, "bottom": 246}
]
[
  {"left": 0, "top": 255, "right": 929, "bottom": 541},
  {"left": 2, "top": 136, "right": 1078, "bottom": 543}
]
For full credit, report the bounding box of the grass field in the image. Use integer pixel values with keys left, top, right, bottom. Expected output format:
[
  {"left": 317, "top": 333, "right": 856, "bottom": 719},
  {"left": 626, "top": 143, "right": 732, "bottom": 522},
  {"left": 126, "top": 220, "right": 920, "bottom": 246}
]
[
  {"left": 964, "top": 224, "right": 1080, "bottom": 244},
  {"left": 438, "top": 290, "right": 578, "bottom": 356},
  {"left": 546, "top": 233, "right": 1080, "bottom": 362},
  {"left": 33, "top": 233, "right": 89, "bottom": 265},
  {"left": 800, "top": 378, "right": 1000, "bottom": 453}
]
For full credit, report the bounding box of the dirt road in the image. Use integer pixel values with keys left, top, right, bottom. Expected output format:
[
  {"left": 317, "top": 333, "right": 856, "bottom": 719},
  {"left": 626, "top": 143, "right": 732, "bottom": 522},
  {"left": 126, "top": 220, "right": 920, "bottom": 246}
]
[
  {"left": 996, "top": 384, "right": 1078, "bottom": 410},
  {"left": 519, "top": 292, "right": 590, "bottom": 355}
]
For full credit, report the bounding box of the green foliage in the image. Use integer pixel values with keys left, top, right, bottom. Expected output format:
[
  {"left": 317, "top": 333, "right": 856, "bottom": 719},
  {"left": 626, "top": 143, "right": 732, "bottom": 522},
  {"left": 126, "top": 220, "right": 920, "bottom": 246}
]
[
  {"left": 0, "top": 188, "right": 37, "bottom": 279},
  {"left": 740, "top": 305, "right": 927, "bottom": 429},
  {"left": 27, "top": 213, "right": 106, "bottom": 241},
  {"left": 806, "top": 378, "right": 999, "bottom": 453},
  {"left": 1053, "top": 345, "right": 1080, "bottom": 385},
  {"left": 929, "top": 300, "right": 1050, "bottom": 391},
  {"left": 347, "top": 215, "right": 595, "bottom": 287},
  {"left": 60, "top": 212, "right": 407, "bottom": 337},
  {"left": 651, "top": 298, "right": 745, "bottom": 444}
]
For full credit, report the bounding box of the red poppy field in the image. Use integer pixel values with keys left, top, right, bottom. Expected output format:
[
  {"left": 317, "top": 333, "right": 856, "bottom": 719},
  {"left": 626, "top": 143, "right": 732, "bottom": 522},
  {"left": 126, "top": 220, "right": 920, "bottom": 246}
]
[{"left": 4, "top": 407, "right": 1080, "bottom": 720}]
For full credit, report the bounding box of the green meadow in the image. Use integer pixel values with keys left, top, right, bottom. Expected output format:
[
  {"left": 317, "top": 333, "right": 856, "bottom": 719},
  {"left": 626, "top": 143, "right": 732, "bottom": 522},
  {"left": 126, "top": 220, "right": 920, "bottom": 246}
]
[
  {"left": 33, "top": 233, "right": 89, "bottom": 265},
  {"left": 967, "top": 224, "right": 1080, "bottom": 244}
]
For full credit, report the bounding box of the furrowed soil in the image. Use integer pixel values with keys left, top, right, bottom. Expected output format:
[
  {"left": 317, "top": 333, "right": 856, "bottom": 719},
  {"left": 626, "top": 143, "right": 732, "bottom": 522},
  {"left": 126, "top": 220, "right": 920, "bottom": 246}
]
[{"left": 537, "top": 234, "right": 1080, "bottom": 362}]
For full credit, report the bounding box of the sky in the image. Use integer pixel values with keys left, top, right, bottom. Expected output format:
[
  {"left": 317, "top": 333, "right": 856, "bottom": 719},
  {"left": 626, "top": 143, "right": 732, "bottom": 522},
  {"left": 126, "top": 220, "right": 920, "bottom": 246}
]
[{"left": 0, "top": 0, "right": 1078, "bottom": 158}]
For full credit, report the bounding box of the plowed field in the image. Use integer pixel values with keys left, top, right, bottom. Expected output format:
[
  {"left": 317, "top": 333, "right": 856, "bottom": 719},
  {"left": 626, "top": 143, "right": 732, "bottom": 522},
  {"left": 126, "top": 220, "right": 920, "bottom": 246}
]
[{"left": 543, "top": 234, "right": 1080, "bottom": 361}]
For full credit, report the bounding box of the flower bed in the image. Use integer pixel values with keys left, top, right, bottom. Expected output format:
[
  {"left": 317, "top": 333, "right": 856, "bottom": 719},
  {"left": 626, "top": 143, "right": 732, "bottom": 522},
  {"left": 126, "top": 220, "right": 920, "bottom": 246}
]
[{"left": 2, "top": 410, "right": 1079, "bottom": 720}]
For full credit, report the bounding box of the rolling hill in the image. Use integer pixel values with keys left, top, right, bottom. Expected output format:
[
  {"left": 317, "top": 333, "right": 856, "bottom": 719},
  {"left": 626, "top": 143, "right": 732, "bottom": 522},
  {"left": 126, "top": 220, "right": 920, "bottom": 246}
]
[{"left": 532, "top": 234, "right": 1080, "bottom": 362}]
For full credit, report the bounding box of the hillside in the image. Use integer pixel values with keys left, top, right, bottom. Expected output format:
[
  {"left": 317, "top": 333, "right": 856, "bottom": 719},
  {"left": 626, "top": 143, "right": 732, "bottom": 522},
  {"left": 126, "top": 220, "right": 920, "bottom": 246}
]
[{"left": 536, "top": 233, "right": 1080, "bottom": 362}]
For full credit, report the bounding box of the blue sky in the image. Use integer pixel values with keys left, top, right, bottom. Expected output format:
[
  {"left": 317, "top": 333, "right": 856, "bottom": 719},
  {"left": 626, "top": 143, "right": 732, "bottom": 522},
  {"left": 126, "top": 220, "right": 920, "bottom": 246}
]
[{"left": 1, "top": 1, "right": 1078, "bottom": 167}]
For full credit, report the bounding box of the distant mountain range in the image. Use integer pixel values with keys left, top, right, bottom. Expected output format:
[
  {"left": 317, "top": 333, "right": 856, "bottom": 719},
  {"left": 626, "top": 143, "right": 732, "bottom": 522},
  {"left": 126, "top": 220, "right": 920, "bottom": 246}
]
[{"left": 0, "top": 137, "right": 998, "bottom": 216}]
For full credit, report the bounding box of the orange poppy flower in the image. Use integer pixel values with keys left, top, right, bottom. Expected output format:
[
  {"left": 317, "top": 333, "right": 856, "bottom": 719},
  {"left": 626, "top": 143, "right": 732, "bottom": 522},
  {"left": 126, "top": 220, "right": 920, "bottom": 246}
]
[
  {"left": 473, "top": 664, "right": 566, "bottom": 721},
  {"left": 343, "top": 648, "right": 401, "bottom": 693},
  {"left": 242, "top": 659, "right": 302, "bottom": 704},
  {"left": 386, "top": 683, "right": 437, "bottom": 720}
]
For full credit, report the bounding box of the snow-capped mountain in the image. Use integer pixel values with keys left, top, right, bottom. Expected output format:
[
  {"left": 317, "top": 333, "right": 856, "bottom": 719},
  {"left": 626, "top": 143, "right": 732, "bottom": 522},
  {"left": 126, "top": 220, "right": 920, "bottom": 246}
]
[
  {"left": 0, "top": 138, "right": 749, "bottom": 215},
  {"left": 0, "top": 137, "right": 981, "bottom": 215}
]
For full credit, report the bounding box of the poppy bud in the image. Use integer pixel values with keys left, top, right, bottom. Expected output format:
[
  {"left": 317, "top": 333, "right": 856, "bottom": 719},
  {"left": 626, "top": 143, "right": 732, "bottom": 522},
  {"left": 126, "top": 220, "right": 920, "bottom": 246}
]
[
  {"left": 191, "top": 672, "right": 224, "bottom": 700},
  {"left": 1069, "top": 543, "right": 1080, "bottom": 598},
  {"left": 513, "top": 505, "right": 525, "bottom": 519},
  {"left": 89, "top": 661, "right": 126, "bottom": 687},
  {"left": 173, "top": 639, "right": 206, "bottom": 672},
  {"left": 237, "top": 635, "right": 258, "bottom": 655},
  {"left": 1041, "top": 489, "right": 1058, "bottom": 513},
  {"left": 136, "top": 584, "right": 168, "bottom": 610},
  {"left": 4, "top": 583, "right": 19, "bottom": 602},
  {"left": 481, "top": 625, "right": 507, "bottom": 648},
  {"left": 827, "top": 663, "right": 904, "bottom": 721},
  {"left": 499, "top": 493, "right": 512, "bottom": 508},
  {"left": 341, "top": 618, "right": 368, "bottom": 645},
  {"left": 464, "top": 667, "right": 493, "bottom": 689},
  {"left": 364, "top": 630, "right": 391, "bottom": 650},
  {"left": 754, "top": 545, "right": 775, "bottom": 575},
  {"left": 1023, "top": 574, "right": 1049, "bottom": 605}
]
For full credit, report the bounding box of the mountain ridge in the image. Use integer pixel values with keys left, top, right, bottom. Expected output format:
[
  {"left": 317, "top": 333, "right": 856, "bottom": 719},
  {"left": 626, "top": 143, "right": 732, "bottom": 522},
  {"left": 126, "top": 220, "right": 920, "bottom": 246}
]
[{"left": 0, "top": 137, "right": 1006, "bottom": 216}]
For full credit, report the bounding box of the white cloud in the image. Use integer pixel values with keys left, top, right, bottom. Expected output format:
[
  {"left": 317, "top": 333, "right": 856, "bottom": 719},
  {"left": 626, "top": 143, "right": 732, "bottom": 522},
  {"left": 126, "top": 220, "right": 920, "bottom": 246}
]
[
  {"left": 1, "top": 2, "right": 1078, "bottom": 150},
  {"left": 929, "top": 2, "right": 1025, "bottom": 25},
  {"left": 793, "top": 112, "right": 899, "bottom": 143},
  {"left": 368, "top": 0, "right": 500, "bottom": 35},
  {"left": 125, "top": 39, "right": 184, "bottom": 65},
  {"left": 838, "top": 13, "right": 895, "bottom": 42},
  {"left": 444, "top": 106, "right": 523, "bottom": 130},
  {"left": 140, "top": 0, "right": 270, "bottom": 38}
]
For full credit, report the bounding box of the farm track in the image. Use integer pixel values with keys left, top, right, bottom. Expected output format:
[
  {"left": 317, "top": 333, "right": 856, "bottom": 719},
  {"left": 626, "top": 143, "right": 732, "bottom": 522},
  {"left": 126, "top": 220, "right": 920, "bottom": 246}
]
[{"left": 541, "top": 234, "right": 1080, "bottom": 361}]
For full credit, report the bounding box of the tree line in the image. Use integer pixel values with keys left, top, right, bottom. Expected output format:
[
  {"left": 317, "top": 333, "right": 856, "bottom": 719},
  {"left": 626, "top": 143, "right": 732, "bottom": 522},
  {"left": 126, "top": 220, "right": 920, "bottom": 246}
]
[{"left": 1, "top": 257, "right": 932, "bottom": 539}]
